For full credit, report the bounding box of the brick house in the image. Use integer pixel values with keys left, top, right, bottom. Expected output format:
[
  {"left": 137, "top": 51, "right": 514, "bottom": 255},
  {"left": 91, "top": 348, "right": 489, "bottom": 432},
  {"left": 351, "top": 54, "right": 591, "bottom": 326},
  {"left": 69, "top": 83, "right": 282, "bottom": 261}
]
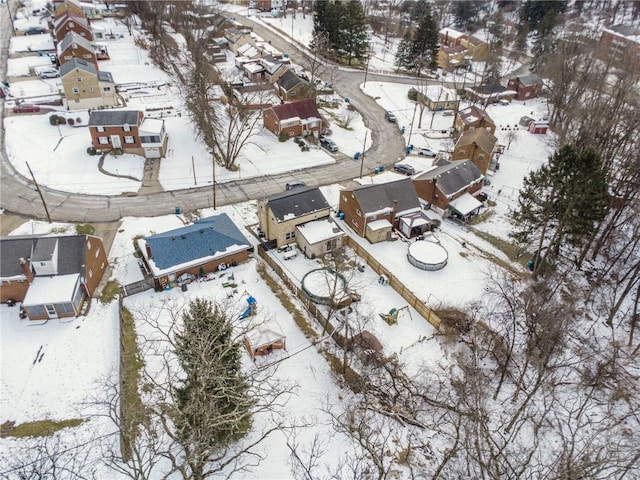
[
  {"left": 257, "top": 187, "right": 331, "bottom": 248},
  {"left": 452, "top": 128, "right": 497, "bottom": 175},
  {"left": 58, "top": 31, "right": 98, "bottom": 69},
  {"left": 275, "top": 70, "right": 314, "bottom": 101},
  {"left": 338, "top": 178, "right": 430, "bottom": 243},
  {"left": 0, "top": 234, "right": 108, "bottom": 320},
  {"left": 507, "top": 74, "right": 543, "bottom": 101},
  {"left": 413, "top": 160, "right": 484, "bottom": 216},
  {"left": 60, "top": 58, "right": 117, "bottom": 110},
  {"left": 455, "top": 105, "right": 496, "bottom": 134},
  {"left": 599, "top": 24, "right": 640, "bottom": 66},
  {"left": 465, "top": 83, "right": 516, "bottom": 105},
  {"left": 88, "top": 110, "right": 168, "bottom": 159},
  {"left": 263, "top": 99, "right": 322, "bottom": 139},
  {"left": 53, "top": 12, "right": 93, "bottom": 43},
  {"left": 139, "top": 214, "right": 253, "bottom": 290}
]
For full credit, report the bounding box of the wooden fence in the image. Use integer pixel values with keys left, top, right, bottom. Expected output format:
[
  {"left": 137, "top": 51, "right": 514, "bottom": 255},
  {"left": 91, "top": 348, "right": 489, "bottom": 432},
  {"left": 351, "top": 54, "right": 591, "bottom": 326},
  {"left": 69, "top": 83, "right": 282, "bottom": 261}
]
[
  {"left": 258, "top": 240, "right": 441, "bottom": 331},
  {"left": 343, "top": 237, "right": 441, "bottom": 330}
]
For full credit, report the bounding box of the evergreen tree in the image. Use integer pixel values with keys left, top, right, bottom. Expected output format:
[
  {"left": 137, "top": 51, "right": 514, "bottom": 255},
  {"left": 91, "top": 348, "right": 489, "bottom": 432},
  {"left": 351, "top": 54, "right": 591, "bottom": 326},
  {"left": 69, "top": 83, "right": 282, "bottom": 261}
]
[
  {"left": 410, "top": 0, "right": 430, "bottom": 23},
  {"left": 394, "top": 30, "right": 413, "bottom": 70},
  {"left": 410, "top": 6, "right": 439, "bottom": 73},
  {"left": 453, "top": 1, "right": 481, "bottom": 30},
  {"left": 518, "top": 0, "right": 566, "bottom": 36},
  {"left": 511, "top": 145, "right": 609, "bottom": 275},
  {"left": 173, "top": 298, "right": 254, "bottom": 479},
  {"left": 340, "top": 0, "right": 369, "bottom": 65}
]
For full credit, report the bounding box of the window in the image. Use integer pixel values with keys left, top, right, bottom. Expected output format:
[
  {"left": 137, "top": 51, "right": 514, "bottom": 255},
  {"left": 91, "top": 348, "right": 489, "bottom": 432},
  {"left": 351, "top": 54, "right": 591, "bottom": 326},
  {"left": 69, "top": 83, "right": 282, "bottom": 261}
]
[
  {"left": 98, "top": 136, "right": 109, "bottom": 145},
  {"left": 72, "top": 87, "right": 80, "bottom": 94},
  {"left": 478, "top": 154, "right": 485, "bottom": 161},
  {"left": 83, "top": 54, "right": 91, "bottom": 59},
  {"left": 285, "top": 231, "right": 296, "bottom": 240},
  {"left": 56, "top": 303, "right": 75, "bottom": 314},
  {"left": 141, "top": 135, "right": 161, "bottom": 143},
  {"left": 89, "top": 269, "right": 93, "bottom": 279},
  {"left": 27, "top": 305, "right": 45, "bottom": 317},
  {"left": 356, "top": 209, "right": 361, "bottom": 216},
  {"left": 69, "top": 21, "right": 75, "bottom": 27},
  {"left": 89, "top": 87, "right": 94, "bottom": 92},
  {"left": 95, "top": 247, "right": 101, "bottom": 258},
  {"left": 459, "top": 149, "right": 466, "bottom": 155},
  {"left": 124, "top": 136, "right": 135, "bottom": 144},
  {"left": 76, "top": 77, "right": 83, "bottom": 83},
  {"left": 97, "top": 126, "right": 105, "bottom": 133},
  {"left": 103, "top": 86, "right": 112, "bottom": 92},
  {"left": 123, "top": 124, "right": 131, "bottom": 132}
]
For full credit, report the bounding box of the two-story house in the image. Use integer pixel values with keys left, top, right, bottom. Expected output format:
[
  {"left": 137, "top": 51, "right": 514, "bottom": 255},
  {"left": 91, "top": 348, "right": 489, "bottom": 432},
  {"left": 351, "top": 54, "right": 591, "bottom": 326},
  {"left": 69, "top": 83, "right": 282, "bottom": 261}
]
[
  {"left": 53, "top": 12, "right": 93, "bottom": 44},
  {"left": 338, "top": 178, "right": 430, "bottom": 243},
  {"left": 57, "top": 31, "right": 98, "bottom": 69},
  {"left": 275, "top": 70, "right": 314, "bottom": 101},
  {"left": 0, "top": 234, "right": 108, "bottom": 320},
  {"left": 88, "top": 110, "right": 168, "bottom": 159},
  {"left": 507, "top": 74, "right": 543, "bottom": 101},
  {"left": 60, "top": 58, "right": 117, "bottom": 110},
  {"left": 455, "top": 105, "right": 496, "bottom": 134},
  {"left": 412, "top": 160, "right": 484, "bottom": 216},
  {"left": 257, "top": 187, "right": 331, "bottom": 248},
  {"left": 263, "top": 98, "right": 322, "bottom": 139},
  {"left": 451, "top": 128, "right": 497, "bottom": 175}
]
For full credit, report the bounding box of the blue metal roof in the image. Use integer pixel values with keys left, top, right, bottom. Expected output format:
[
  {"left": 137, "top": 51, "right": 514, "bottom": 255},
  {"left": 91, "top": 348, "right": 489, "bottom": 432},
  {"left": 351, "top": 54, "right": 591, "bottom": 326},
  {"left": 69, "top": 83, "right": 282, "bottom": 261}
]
[{"left": 145, "top": 214, "right": 250, "bottom": 270}]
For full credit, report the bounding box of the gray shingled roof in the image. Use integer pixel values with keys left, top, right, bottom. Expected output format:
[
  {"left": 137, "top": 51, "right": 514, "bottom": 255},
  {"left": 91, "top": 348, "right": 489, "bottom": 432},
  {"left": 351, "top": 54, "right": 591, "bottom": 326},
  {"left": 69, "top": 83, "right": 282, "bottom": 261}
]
[
  {"left": 516, "top": 74, "right": 542, "bottom": 86},
  {"left": 0, "top": 235, "right": 88, "bottom": 278},
  {"left": 144, "top": 214, "right": 250, "bottom": 270},
  {"left": 349, "top": 178, "right": 420, "bottom": 215},
  {"left": 277, "top": 70, "right": 307, "bottom": 91},
  {"left": 414, "top": 160, "right": 483, "bottom": 197},
  {"left": 97, "top": 71, "right": 114, "bottom": 83},
  {"left": 60, "top": 57, "right": 96, "bottom": 76},
  {"left": 89, "top": 110, "right": 140, "bottom": 127},
  {"left": 455, "top": 128, "right": 497, "bottom": 155},
  {"left": 58, "top": 30, "right": 93, "bottom": 54},
  {"left": 267, "top": 187, "right": 330, "bottom": 223}
]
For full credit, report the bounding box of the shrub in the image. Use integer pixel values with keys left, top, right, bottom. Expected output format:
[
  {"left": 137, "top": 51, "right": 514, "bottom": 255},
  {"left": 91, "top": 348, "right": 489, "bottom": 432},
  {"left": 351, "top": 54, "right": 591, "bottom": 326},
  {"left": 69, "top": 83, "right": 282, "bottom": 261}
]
[
  {"left": 76, "top": 223, "right": 95, "bottom": 235},
  {"left": 278, "top": 132, "right": 288, "bottom": 142},
  {"left": 112, "top": 148, "right": 123, "bottom": 155},
  {"left": 76, "top": 117, "right": 81, "bottom": 124},
  {"left": 408, "top": 88, "right": 418, "bottom": 101},
  {"left": 87, "top": 146, "right": 97, "bottom": 155},
  {"left": 67, "top": 118, "right": 75, "bottom": 126},
  {"left": 49, "top": 114, "right": 65, "bottom": 126}
]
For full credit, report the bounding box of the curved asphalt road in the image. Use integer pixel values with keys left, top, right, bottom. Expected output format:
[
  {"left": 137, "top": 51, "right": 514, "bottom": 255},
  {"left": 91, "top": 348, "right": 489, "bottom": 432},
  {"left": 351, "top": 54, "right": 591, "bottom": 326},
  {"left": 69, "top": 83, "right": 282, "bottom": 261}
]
[{"left": 0, "top": 7, "right": 415, "bottom": 222}]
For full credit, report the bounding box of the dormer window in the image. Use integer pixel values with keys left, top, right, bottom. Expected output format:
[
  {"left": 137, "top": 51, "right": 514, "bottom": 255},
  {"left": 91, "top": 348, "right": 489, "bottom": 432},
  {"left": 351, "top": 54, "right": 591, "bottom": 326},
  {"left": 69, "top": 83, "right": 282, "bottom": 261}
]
[{"left": 123, "top": 124, "right": 131, "bottom": 132}]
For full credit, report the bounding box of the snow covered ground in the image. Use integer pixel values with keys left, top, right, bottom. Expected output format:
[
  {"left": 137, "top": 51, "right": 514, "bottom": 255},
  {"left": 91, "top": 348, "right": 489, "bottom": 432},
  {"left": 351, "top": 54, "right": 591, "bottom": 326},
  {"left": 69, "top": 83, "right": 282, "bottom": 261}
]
[{"left": 0, "top": 4, "right": 560, "bottom": 478}]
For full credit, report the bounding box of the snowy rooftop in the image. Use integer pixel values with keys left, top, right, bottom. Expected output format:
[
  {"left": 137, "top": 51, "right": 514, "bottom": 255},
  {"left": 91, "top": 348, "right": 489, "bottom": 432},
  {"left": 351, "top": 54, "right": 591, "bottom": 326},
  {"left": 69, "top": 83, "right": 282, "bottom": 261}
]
[
  {"left": 22, "top": 273, "right": 79, "bottom": 306},
  {"left": 297, "top": 218, "right": 344, "bottom": 244}
]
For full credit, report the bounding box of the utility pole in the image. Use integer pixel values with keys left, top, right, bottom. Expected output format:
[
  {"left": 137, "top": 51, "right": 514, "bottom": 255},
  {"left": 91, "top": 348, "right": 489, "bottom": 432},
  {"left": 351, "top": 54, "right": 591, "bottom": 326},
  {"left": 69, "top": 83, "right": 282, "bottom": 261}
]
[
  {"left": 359, "top": 130, "right": 368, "bottom": 178},
  {"left": 26, "top": 162, "right": 52, "bottom": 223},
  {"left": 407, "top": 101, "right": 418, "bottom": 149},
  {"left": 363, "top": 41, "right": 372, "bottom": 87},
  {"left": 212, "top": 156, "right": 217, "bottom": 210},
  {"left": 6, "top": 1, "right": 15, "bottom": 35}
]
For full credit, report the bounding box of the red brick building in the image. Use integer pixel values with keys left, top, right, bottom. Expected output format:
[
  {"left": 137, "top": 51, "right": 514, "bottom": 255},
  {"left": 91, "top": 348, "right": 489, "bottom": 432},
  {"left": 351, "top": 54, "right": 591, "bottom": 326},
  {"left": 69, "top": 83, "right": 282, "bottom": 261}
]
[{"left": 263, "top": 99, "right": 322, "bottom": 139}]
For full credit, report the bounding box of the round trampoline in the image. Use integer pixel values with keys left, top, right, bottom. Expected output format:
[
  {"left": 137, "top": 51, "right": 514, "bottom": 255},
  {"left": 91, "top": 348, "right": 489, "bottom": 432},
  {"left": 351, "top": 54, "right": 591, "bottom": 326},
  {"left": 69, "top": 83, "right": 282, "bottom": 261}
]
[
  {"left": 301, "top": 268, "right": 348, "bottom": 305},
  {"left": 407, "top": 240, "right": 448, "bottom": 271}
]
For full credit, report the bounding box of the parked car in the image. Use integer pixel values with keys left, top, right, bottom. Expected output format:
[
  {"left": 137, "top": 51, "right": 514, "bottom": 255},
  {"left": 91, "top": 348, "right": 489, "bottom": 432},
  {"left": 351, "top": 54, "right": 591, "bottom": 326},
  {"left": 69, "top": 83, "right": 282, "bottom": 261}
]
[
  {"left": 393, "top": 164, "right": 415, "bottom": 176},
  {"left": 286, "top": 181, "right": 307, "bottom": 191},
  {"left": 319, "top": 137, "right": 338, "bottom": 152},
  {"left": 414, "top": 146, "right": 437, "bottom": 157},
  {"left": 13, "top": 103, "right": 41, "bottom": 113},
  {"left": 385, "top": 111, "right": 397, "bottom": 123},
  {"left": 498, "top": 99, "right": 510, "bottom": 106},
  {"left": 38, "top": 68, "right": 59, "bottom": 79},
  {"left": 25, "top": 26, "right": 47, "bottom": 35},
  {"left": 442, "top": 110, "right": 455, "bottom": 116}
]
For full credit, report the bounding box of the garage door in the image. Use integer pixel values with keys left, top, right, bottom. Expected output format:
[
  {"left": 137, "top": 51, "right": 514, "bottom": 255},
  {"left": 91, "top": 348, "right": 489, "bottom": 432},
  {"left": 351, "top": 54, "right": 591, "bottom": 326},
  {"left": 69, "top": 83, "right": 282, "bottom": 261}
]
[{"left": 145, "top": 147, "right": 161, "bottom": 159}]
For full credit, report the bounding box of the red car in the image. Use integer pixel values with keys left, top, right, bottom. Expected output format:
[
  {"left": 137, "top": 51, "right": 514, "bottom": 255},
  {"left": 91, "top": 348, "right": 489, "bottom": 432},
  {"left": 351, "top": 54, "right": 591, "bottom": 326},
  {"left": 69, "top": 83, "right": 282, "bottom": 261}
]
[{"left": 13, "top": 104, "right": 41, "bottom": 113}]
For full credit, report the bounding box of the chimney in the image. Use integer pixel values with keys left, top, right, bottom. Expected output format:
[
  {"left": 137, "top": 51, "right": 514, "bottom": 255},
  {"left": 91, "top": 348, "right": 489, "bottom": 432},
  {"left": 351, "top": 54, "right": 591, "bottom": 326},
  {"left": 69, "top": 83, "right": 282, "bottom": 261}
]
[
  {"left": 20, "top": 258, "right": 34, "bottom": 283},
  {"left": 392, "top": 199, "right": 399, "bottom": 219},
  {"left": 145, "top": 243, "right": 153, "bottom": 259}
]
